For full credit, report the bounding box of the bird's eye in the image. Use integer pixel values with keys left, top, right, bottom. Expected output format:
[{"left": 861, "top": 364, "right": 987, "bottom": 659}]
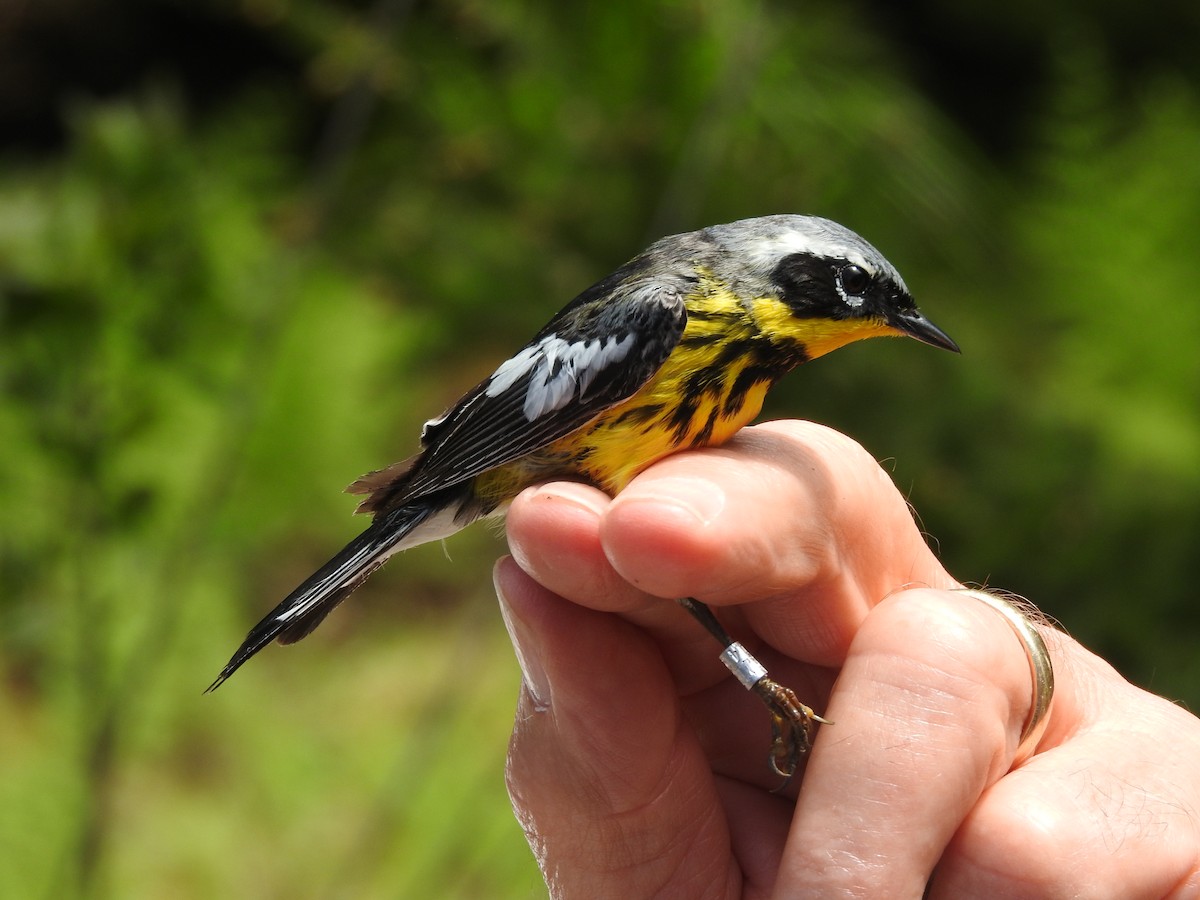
[{"left": 838, "top": 264, "right": 871, "bottom": 297}]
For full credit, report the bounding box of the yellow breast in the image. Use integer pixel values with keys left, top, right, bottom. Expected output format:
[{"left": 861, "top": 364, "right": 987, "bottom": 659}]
[{"left": 546, "top": 279, "right": 779, "bottom": 493}]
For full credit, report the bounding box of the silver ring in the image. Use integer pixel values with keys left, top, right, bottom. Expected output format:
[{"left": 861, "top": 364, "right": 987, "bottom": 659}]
[{"left": 955, "top": 589, "right": 1054, "bottom": 764}]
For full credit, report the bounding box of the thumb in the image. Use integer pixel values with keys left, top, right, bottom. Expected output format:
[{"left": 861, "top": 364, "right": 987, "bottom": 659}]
[{"left": 496, "top": 556, "right": 736, "bottom": 897}]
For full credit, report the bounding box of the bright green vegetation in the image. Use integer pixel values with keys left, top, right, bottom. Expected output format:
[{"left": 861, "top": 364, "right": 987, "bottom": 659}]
[{"left": 2, "top": 2, "right": 1198, "bottom": 896}]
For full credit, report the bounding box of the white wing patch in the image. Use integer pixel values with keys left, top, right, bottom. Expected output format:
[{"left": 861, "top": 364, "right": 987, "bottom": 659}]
[
  {"left": 484, "top": 344, "right": 542, "bottom": 396},
  {"left": 485, "top": 332, "right": 636, "bottom": 421}
]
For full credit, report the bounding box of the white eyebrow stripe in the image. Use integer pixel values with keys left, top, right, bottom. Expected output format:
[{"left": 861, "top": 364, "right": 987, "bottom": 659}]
[
  {"left": 485, "top": 332, "right": 637, "bottom": 421},
  {"left": 727, "top": 220, "right": 909, "bottom": 296}
]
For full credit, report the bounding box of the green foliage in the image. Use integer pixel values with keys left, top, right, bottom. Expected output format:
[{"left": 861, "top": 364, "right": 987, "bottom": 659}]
[{"left": 2, "top": 0, "right": 1199, "bottom": 896}]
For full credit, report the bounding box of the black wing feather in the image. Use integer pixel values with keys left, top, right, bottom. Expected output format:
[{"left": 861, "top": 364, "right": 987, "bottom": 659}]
[{"left": 393, "top": 276, "right": 689, "bottom": 504}]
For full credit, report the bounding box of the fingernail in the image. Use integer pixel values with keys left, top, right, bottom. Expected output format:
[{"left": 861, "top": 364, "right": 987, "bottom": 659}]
[
  {"left": 526, "top": 482, "right": 608, "bottom": 517},
  {"left": 617, "top": 475, "right": 727, "bottom": 527},
  {"left": 494, "top": 564, "right": 551, "bottom": 711}
]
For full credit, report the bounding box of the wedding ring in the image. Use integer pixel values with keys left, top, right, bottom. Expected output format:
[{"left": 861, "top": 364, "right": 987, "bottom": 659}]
[{"left": 955, "top": 588, "right": 1055, "bottom": 764}]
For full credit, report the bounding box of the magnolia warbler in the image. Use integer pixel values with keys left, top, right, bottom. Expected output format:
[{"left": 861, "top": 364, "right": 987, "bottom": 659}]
[{"left": 209, "top": 214, "right": 957, "bottom": 776}]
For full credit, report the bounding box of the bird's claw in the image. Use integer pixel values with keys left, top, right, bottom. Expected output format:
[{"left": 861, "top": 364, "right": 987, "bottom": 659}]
[{"left": 751, "top": 676, "right": 827, "bottom": 786}]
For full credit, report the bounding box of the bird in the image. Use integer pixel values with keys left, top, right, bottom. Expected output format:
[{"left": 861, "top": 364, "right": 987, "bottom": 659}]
[{"left": 208, "top": 214, "right": 958, "bottom": 777}]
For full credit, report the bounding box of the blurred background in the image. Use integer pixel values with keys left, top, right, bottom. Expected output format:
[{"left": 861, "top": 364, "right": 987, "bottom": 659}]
[{"left": 2, "top": 0, "right": 1199, "bottom": 896}]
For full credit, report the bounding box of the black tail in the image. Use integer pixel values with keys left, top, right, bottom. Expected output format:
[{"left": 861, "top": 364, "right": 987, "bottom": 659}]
[{"left": 206, "top": 502, "right": 435, "bottom": 692}]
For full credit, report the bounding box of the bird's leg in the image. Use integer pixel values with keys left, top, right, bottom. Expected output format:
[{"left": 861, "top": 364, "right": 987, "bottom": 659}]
[{"left": 676, "top": 597, "right": 828, "bottom": 784}]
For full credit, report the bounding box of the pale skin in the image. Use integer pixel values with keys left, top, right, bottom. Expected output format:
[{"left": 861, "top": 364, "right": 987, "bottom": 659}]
[{"left": 496, "top": 420, "right": 1200, "bottom": 898}]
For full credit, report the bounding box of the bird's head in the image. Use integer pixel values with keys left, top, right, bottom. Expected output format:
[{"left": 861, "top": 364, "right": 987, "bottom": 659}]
[{"left": 703, "top": 215, "right": 959, "bottom": 360}]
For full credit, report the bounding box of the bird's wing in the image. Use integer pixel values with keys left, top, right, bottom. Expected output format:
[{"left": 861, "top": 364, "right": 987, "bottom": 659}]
[{"left": 352, "top": 276, "right": 689, "bottom": 511}]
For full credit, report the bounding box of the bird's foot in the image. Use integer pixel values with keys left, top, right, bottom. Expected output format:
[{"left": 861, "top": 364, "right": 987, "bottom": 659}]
[
  {"left": 750, "top": 676, "right": 829, "bottom": 785},
  {"left": 679, "top": 598, "right": 829, "bottom": 787}
]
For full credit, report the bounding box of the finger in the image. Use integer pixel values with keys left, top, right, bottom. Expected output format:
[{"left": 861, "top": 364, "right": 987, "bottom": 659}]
[
  {"left": 505, "top": 480, "right": 654, "bottom": 614},
  {"left": 494, "top": 557, "right": 743, "bottom": 897},
  {"left": 931, "top": 644, "right": 1200, "bottom": 897},
  {"left": 504, "top": 481, "right": 700, "bottom": 676},
  {"left": 777, "top": 588, "right": 1040, "bottom": 896},
  {"left": 504, "top": 479, "right": 793, "bottom": 702},
  {"left": 601, "top": 421, "right": 954, "bottom": 663}
]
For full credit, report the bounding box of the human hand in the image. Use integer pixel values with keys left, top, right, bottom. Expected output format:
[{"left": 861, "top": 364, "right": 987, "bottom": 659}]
[{"left": 497, "top": 420, "right": 1200, "bottom": 897}]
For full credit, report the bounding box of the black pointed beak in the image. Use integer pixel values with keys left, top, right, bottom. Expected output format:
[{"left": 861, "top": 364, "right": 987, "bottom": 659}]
[{"left": 890, "top": 309, "right": 960, "bottom": 353}]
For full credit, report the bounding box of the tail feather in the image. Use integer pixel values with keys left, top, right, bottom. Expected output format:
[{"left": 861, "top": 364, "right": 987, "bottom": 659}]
[
  {"left": 345, "top": 456, "right": 418, "bottom": 515},
  {"left": 206, "top": 503, "right": 434, "bottom": 692}
]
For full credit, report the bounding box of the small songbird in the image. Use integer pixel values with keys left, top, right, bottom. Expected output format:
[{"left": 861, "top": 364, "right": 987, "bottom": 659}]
[{"left": 209, "top": 214, "right": 958, "bottom": 777}]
